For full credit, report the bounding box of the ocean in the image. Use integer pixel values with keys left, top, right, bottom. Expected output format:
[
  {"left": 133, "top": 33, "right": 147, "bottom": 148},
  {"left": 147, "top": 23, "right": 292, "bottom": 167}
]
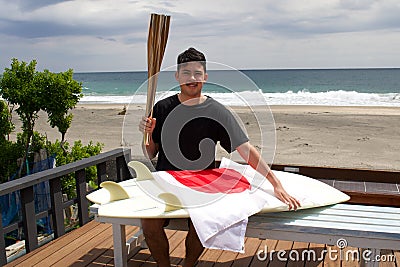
[{"left": 74, "top": 68, "right": 400, "bottom": 106}]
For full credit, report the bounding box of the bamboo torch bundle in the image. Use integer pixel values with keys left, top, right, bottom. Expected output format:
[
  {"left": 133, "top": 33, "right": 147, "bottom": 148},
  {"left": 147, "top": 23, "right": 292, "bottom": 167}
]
[{"left": 144, "top": 13, "right": 171, "bottom": 145}]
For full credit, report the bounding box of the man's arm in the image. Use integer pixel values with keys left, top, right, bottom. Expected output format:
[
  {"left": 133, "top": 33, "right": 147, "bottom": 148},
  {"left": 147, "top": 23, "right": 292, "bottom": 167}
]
[
  {"left": 236, "top": 141, "right": 300, "bottom": 210},
  {"left": 139, "top": 117, "right": 159, "bottom": 159}
]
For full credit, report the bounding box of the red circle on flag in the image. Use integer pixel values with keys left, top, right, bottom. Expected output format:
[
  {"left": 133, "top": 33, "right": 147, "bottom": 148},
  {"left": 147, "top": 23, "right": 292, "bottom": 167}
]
[{"left": 166, "top": 168, "right": 250, "bottom": 194}]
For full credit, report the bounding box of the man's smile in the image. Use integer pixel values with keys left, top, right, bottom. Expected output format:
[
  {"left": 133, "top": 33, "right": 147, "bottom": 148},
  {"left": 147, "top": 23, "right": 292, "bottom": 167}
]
[{"left": 185, "top": 82, "right": 199, "bottom": 88}]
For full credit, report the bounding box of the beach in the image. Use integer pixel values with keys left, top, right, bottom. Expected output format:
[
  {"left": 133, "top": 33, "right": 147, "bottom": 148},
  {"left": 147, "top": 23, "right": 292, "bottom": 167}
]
[{"left": 11, "top": 104, "right": 400, "bottom": 171}]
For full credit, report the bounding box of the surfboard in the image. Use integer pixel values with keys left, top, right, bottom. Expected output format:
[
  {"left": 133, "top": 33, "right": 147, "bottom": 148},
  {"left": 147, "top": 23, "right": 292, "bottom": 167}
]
[{"left": 86, "top": 158, "right": 350, "bottom": 219}]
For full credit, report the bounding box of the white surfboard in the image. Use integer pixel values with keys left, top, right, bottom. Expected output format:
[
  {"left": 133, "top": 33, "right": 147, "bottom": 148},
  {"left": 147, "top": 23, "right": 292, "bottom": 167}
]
[{"left": 87, "top": 158, "right": 350, "bottom": 219}]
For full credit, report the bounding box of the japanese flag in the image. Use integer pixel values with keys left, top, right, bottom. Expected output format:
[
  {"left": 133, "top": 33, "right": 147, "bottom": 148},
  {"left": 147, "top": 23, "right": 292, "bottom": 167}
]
[{"left": 152, "top": 158, "right": 268, "bottom": 252}]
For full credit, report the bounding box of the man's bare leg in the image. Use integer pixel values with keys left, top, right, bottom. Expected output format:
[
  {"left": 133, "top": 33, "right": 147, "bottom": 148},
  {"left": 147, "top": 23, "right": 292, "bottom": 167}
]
[
  {"left": 141, "top": 218, "right": 170, "bottom": 267},
  {"left": 183, "top": 220, "right": 204, "bottom": 267}
]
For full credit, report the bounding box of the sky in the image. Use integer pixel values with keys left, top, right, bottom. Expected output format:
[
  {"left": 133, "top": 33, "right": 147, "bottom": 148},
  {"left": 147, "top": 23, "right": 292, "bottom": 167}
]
[{"left": 0, "top": 0, "right": 400, "bottom": 72}]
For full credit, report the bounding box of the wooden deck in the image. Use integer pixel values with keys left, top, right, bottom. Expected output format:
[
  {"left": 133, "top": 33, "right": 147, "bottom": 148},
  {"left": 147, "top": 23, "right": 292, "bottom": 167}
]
[{"left": 5, "top": 220, "right": 399, "bottom": 267}]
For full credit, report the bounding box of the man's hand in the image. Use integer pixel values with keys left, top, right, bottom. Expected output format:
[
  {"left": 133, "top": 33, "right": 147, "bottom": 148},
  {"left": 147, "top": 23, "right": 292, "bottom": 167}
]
[
  {"left": 139, "top": 116, "right": 158, "bottom": 159},
  {"left": 139, "top": 116, "right": 156, "bottom": 134},
  {"left": 236, "top": 141, "right": 301, "bottom": 211},
  {"left": 273, "top": 184, "right": 301, "bottom": 211}
]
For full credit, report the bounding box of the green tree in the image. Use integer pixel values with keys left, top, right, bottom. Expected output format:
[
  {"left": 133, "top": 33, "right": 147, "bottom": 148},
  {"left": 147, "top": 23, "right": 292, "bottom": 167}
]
[
  {"left": 0, "top": 99, "right": 14, "bottom": 141},
  {"left": 0, "top": 59, "right": 41, "bottom": 165},
  {"left": 40, "top": 69, "right": 82, "bottom": 147}
]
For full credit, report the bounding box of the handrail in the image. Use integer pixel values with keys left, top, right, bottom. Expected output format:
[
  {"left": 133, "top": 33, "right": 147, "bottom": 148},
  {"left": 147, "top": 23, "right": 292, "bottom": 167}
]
[
  {"left": 0, "top": 148, "right": 131, "bottom": 196},
  {"left": 271, "top": 163, "right": 400, "bottom": 183},
  {"left": 0, "top": 148, "right": 132, "bottom": 265}
]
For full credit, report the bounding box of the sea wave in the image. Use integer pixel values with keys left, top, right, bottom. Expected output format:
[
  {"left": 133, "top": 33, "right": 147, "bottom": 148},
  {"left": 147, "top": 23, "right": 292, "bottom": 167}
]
[{"left": 79, "top": 90, "right": 400, "bottom": 107}]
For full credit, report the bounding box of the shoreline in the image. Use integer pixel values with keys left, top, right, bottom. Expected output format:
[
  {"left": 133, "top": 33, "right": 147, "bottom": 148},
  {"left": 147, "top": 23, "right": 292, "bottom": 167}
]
[
  {"left": 77, "top": 103, "right": 400, "bottom": 114},
  {"left": 10, "top": 104, "right": 400, "bottom": 171}
]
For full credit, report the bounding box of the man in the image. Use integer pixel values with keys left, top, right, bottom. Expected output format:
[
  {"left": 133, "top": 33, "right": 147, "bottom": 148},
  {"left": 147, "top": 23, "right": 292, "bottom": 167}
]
[{"left": 139, "top": 47, "right": 300, "bottom": 267}]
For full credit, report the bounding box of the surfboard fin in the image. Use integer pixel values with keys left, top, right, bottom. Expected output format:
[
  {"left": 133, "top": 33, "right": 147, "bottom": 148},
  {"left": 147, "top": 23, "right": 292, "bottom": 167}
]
[
  {"left": 100, "top": 181, "right": 130, "bottom": 202},
  {"left": 128, "top": 161, "right": 154, "bottom": 181},
  {"left": 158, "top": 193, "right": 182, "bottom": 212}
]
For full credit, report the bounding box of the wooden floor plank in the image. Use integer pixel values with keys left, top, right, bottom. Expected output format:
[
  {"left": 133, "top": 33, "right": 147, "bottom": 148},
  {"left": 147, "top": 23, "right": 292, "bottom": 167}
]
[
  {"left": 129, "top": 229, "right": 177, "bottom": 267},
  {"left": 196, "top": 248, "right": 224, "bottom": 267},
  {"left": 136, "top": 258, "right": 157, "bottom": 267},
  {"left": 248, "top": 239, "right": 278, "bottom": 267},
  {"left": 231, "top": 237, "right": 262, "bottom": 267},
  {"left": 5, "top": 221, "right": 102, "bottom": 267},
  {"left": 212, "top": 248, "right": 239, "bottom": 267},
  {"left": 379, "top": 249, "right": 397, "bottom": 267},
  {"left": 340, "top": 246, "right": 360, "bottom": 267},
  {"left": 394, "top": 250, "right": 400, "bottom": 266},
  {"left": 168, "top": 231, "right": 187, "bottom": 266},
  {"left": 86, "top": 248, "right": 114, "bottom": 267},
  {"left": 126, "top": 230, "right": 170, "bottom": 267},
  {"left": 268, "top": 240, "right": 294, "bottom": 267},
  {"left": 73, "top": 225, "right": 139, "bottom": 267},
  {"left": 4, "top": 220, "right": 400, "bottom": 267},
  {"left": 127, "top": 248, "right": 153, "bottom": 267},
  {"left": 38, "top": 223, "right": 114, "bottom": 266},
  {"left": 306, "top": 242, "right": 326, "bottom": 267},
  {"left": 286, "top": 241, "right": 309, "bottom": 267},
  {"left": 322, "top": 245, "right": 338, "bottom": 267}
]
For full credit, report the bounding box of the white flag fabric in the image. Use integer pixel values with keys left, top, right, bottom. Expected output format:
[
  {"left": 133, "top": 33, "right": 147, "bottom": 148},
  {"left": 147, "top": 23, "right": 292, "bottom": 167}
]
[{"left": 152, "top": 158, "right": 268, "bottom": 252}]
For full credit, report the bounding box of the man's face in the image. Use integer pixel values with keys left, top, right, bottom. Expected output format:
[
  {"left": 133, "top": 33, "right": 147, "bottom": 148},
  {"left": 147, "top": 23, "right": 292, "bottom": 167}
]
[{"left": 175, "top": 62, "right": 208, "bottom": 98}]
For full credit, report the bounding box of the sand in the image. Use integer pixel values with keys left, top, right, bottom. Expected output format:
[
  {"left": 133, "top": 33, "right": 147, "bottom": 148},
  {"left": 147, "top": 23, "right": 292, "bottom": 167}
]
[{"left": 10, "top": 104, "right": 400, "bottom": 171}]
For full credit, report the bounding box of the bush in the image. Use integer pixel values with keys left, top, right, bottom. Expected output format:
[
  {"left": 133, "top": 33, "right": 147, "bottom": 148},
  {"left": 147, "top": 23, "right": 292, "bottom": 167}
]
[
  {"left": 0, "top": 140, "right": 24, "bottom": 183},
  {"left": 46, "top": 140, "right": 104, "bottom": 198},
  {"left": 0, "top": 100, "right": 14, "bottom": 141},
  {"left": 0, "top": 100, "right": 20, "bottom": 182}
]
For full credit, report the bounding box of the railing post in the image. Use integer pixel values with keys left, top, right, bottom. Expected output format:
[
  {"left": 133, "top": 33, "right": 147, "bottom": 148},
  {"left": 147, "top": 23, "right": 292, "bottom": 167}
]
[
  {"left": 50, "top": 178, "right": 65, "bottom": 238},
  {"left": 96, "top": 162, "right": 107, "bottom": 186},
  {"left": 116, "top": 151, "right": 131, "bottom": 182},
  {"left": 20, "top": 186, "right": 38, "bottom": 252},
  {"left": 0, "top": 208, "right": 7, "bottom": 266},
  {"left": 76, "top": 169, "right": 89, "bottom": 226}
]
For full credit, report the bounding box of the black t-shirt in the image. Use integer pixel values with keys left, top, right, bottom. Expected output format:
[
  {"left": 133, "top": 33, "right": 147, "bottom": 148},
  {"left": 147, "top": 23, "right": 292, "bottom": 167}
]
[{"left": 152, "top": 94, "right": 249, "bottom": 171}]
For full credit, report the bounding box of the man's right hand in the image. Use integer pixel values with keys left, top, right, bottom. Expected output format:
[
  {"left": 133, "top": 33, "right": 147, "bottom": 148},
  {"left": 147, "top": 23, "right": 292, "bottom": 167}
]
[
  {"left": 139, "top": 116, "right": 158, "bottom": 159},
  {"left": 139, "top": 116, "right": 156, "bottom": 134}
]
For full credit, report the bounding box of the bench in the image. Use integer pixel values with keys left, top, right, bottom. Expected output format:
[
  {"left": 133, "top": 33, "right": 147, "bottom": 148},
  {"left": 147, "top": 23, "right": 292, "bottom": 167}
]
[{"left": 90, "top": 203, "right": 400, "bottom": 267}]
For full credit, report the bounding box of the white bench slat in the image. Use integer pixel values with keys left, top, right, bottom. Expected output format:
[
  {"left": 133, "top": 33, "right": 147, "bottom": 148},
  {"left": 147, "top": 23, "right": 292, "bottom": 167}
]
[
  {"left": 288, "top": 206, "right": 400, "bottom": 220},
  {"left": 257, "top": 218, "right": 400, "bottom": 236},
  {"left": 263, "top": 210, "right": 399, "bottom": 225},
  {"left": 259, "top": 213, "right": 400, "bottom": 229},
  {"left": 333, "top": 204, "right": 400, "bottom": 213},
  {"left": 258, "top": 204, "right": 400, "bottom": 220},
  {"left": 256, "top": 209, "right": 400, "bottom": 229}
]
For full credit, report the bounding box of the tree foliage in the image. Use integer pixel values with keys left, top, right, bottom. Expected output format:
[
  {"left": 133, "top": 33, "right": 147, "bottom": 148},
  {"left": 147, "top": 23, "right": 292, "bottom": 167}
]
[
  {"left": 0, "top": 59, "right": 85, "bottom": 178},
  {"left": 0, "top": 99, "right": 14, "bottom": 141},
  {"left": 47, "top": 140, "right": 103, "bottom": 198},
  {"left": 0, "top": 59, "right": 41, "bottom": 165},
  {"left": 40, "top": 69, "right": 82, "bottom": 143}
]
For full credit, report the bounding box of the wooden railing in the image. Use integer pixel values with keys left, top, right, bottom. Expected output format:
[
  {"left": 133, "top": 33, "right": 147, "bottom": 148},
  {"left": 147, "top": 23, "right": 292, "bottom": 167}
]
[
  {"left": 0, "top": 148, "right": 132, "bottom": 266},
  {"left": 271, "top": 163, "right": 400, "bottom": 207},
  {"left": 271, "top": 163, "right": 400, "bottom": 183}
]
